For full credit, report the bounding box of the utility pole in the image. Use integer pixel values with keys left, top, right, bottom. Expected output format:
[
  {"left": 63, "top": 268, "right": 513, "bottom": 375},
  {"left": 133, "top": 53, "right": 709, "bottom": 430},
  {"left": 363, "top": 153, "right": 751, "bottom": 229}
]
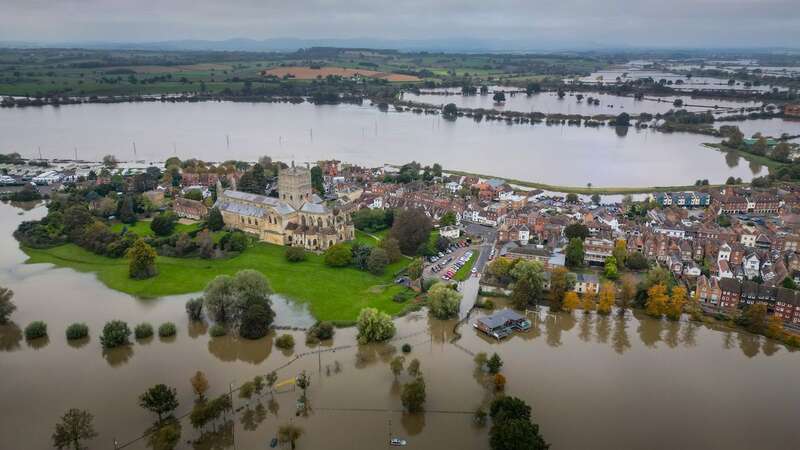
[
  {"left": 38, "top": 146, "right": 42, "bottom": 160},
  {"left": 229, "top": 382, "right": 237, "bottom": 450},
  {"left": 132, "top": 141, "right": 137, "bottom": 160}
]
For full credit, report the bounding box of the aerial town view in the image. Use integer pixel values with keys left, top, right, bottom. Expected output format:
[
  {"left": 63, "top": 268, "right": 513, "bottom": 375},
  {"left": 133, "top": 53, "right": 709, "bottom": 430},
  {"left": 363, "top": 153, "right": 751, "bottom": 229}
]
[{"left": 2, "top": 2, "right": 800, "bottom": 449}]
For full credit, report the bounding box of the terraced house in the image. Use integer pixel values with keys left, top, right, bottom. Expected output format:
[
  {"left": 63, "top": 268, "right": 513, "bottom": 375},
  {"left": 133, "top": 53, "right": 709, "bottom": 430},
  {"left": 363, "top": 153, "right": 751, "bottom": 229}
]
[{"left": 215, "top": 163, "right": 355, "bottom": 250}]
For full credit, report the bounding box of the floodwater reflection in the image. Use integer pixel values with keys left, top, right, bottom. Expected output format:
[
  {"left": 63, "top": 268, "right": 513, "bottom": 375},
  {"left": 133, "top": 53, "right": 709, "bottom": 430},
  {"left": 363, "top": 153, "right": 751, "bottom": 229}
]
[
  {"left": 0, "top": 322, "right": 22, "bottom": 351},
  {"left": 207, "top": 333, "right": 273, "bottom": 364}
]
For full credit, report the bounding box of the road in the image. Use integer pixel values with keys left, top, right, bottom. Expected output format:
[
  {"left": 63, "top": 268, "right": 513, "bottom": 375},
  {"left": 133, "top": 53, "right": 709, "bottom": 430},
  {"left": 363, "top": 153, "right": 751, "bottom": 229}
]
[{"left": 458, "top": 223, "right": 498, "bottom": 317}]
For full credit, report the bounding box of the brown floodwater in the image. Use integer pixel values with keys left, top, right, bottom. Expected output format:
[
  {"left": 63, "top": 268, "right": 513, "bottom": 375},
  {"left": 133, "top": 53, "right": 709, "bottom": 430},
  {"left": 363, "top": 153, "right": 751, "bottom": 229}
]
[{"left": 1, "top": 201, "right": 799, "bottom": 450}]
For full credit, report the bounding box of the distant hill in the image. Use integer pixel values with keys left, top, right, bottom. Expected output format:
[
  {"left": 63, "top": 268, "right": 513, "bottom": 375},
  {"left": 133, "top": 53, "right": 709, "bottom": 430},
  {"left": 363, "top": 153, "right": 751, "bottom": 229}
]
[{"left": 0, "top": 37, "right": 611, "bottom": 53}]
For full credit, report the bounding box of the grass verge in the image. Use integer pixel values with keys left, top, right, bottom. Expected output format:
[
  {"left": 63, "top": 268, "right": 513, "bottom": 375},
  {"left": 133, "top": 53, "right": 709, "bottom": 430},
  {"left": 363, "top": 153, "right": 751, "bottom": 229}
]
[
  {"left": 453, "top": 250, "right": 479, "bottom": 282},
  {"left": 23, "top": 241, "right": 411, "bottom": 322}
]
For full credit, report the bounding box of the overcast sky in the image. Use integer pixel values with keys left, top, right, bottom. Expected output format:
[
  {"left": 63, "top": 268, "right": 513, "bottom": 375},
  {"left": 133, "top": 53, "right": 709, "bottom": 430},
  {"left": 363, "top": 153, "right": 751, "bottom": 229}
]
[{"left": 2, "top": 0, "right": 799, "bottom": 48}]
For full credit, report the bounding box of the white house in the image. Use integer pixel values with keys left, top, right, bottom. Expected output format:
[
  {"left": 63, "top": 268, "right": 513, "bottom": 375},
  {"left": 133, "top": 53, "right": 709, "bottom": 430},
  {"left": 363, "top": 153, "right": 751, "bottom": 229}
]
[
  {"left": 743, "top": 254, "right": 761, "bottom": 279},
  {"left": 439, "top": 225, "right": 460, "bottom": 239},
  {"left": 368, "top": 197, "right": 384, "bottom": 209},
  {"left": 717, "top": 242, "right": 731, "bottom": 261}
]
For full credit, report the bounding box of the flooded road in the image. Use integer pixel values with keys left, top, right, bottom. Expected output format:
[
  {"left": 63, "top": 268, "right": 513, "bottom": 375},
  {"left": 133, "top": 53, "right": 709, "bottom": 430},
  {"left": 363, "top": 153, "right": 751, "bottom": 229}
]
[{"left": 2, "top": 201, "right": 800, "bottom": 450}]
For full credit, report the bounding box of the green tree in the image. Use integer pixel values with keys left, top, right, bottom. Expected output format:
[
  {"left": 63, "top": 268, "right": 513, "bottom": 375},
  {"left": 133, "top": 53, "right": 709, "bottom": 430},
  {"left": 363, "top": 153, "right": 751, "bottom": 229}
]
[
  {"left": 489, "top": 396, "right": 530, "bottom": 422},
  {"left": 390, "top": 208, "right": 433, "bottom": 255},
  {"left": 203, "top": 275, "right": 236, "bottom": 322},
  {"left": 616, "top": 112, "right": 631, "bottom": 126},
  {"left": 127, "top": 239, "right": 157, "bottom": 279},
  {"left": 185, "top": 298, "right": 204, "bottom": 321},
  {"left": 52, "top": 408, "right": 98, "bottom": 450},
  {"left": 442, "top": 103, "right": 458, "bottom": 119},
  {"left": 563, "top": 223, "right": 589, "bottom": 240},
  {"left": 207, "top": 207, "right": 224, "bottom": 231},
  {"left": 379, "top": 237, "right": 402, "bottom": 263},
  {"left": 310, "top": 165, "right": 325, "bottom": 195},
  {"left": 324, "top": 243, "right": 352, "bottom": 267},
  {"left": 390, "top": 356, "right": 405, "bottom": 378},
  {"left": 440, "top": 211, "right": 457, "bottom": 226},
  {"left": 493, "top": 92, "right": 506, "bottom": 102},
  {"left": 150, "top": 212, "right": 177, "bottom": 236},
  {"left": 510, "top": 260, "right": 545, "bottom": 309},
  {"left": 407, "top": 358, "right": 421, "bottom": 377},
  {"left": 612, "top": 240, "right": 627, "bottom": 269},
  {"left": 239, "top": 302, "right": 273, "bottom": 339},
  {"left": 489, "top": 418, "right": 548, "bottom": 450},
  {"left": 0, "top": 286, "right": 15, "bottom": 324},
  {"left": 604, "top": 256, "right": 619, "bottom": 280},
  {"left": 548, "top": 267, "right": 570, "bottom": 311},
  {"left": 401, "top": 376, "right": 426, "bottom": 413},
  {"left": 565, "top": 238, "right": 584, "bottom": 268},
  {"left": 139, "top": 384, "right": 179, "bottom": 423},
  {"left": 100, "top": 320, "right": 131, "bottom": 348},
  {"left": 771, "top": 142, "right": 792, "bottom": 162},
  {"left": 407, "top": 257, "right": 424, "bottom": 280},
  {"left": 487, "top": 353, "right": 503, "bottom": 374},
  {"left": 427, "top": 282, "right": 462, "bottom": 319},
  {"left": 356, "top": 308, "right": 396, "bottom": 344},
  {"left": 565, "top": 193, "right": 579, "bottom": 203},
  {"left": 366, "top": 247, "right": 389, "bottom": 275}
]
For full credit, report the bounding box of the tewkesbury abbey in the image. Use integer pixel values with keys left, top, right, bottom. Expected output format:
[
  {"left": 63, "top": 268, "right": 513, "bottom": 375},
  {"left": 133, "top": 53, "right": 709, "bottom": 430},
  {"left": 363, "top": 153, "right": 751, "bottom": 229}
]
[{"left": 215, "top": 163, "right": 355, "bottom": 250}]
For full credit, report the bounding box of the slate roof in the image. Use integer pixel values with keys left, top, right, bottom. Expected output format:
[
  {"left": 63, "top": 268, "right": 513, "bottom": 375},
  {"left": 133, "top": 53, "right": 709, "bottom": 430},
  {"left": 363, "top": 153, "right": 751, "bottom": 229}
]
[{"left": 477, "top": 309, "right": 525, "bottom": 329}]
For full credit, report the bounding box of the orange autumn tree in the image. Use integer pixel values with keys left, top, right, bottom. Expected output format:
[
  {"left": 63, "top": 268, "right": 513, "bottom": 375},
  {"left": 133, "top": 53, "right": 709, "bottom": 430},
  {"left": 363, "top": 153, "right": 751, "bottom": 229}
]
[
  {"left": 581, "top": 289, "right": 596, "bottom": 313},
  {"left": 666, "top": 286, "right": 688, "bottom": 321},
  {"left": 646, "top": 283, "right": 669, "bottom": 318},
  {"left": 597, "top": 282, "right": 616, "bottom": 315},
  {"left": 563, "top": 291, "right": 580, "bottom": 313}
]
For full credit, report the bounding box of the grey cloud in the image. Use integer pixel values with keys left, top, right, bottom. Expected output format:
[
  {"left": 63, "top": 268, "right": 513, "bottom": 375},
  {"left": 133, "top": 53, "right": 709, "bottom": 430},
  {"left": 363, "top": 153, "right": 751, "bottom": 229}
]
[{"left": 0, "top": 0, "right": 798, "bottom": 48}]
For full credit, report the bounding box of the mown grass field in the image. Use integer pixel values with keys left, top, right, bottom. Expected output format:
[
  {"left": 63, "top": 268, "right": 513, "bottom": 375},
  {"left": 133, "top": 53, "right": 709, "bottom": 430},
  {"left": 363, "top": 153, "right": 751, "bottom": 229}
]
[
  {"left": 23, "top": 241, "right": 411, "bottom": 322},
  {"left": 108, "top": 220, "right": 202, "bottom": 237}
]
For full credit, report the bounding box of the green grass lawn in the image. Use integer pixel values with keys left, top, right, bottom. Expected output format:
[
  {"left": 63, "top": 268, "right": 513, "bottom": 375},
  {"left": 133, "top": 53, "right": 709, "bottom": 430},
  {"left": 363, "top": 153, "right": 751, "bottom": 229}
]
[
  {"left": 23, "top": 241, "right": 411, "bottom": 322},
  {"left": 453, "top": 250, "right": 479, "bottom": 281},
  {"left": 108, "top": 220, "right": 203, "bottom": 238},
  {"left": 353, "top": 228, "right": 390, "bottom": 247}
]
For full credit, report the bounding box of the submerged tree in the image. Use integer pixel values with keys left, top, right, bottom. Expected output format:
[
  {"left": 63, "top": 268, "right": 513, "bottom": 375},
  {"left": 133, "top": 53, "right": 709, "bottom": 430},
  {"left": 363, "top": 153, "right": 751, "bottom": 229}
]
[
  {"left": 278, "top": 423, "right": 304, "bottom": 450},
  {"left": 52, "top": 408, "right": 98, "bottom": 450},
  {"left": 139, "top": 384, "right": 179, "bottom": 423},
  {"left": 0, "top": 286, "right": 15, "bottom": 324}
]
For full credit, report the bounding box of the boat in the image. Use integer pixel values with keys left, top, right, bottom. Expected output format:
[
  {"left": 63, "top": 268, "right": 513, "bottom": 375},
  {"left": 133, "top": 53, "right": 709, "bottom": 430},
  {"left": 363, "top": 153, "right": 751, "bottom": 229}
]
[{"left": 390, "top": 437, "right": 408, "bottom": 446}]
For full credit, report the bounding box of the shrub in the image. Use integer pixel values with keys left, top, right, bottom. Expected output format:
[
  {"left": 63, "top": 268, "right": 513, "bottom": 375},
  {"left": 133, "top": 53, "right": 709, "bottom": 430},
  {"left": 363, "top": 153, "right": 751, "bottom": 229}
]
[
  {"left": 393, "top": 291, "right": 412, "bottom": 303},
  {"left": 285, "top": 246, "right": 307, "bottom": 262},
  {"left": 324, "top": 244, "right": 352, "bottom": 267},
  {"left": 209, "top": 324, "right": 227, "bottom": 337},
  {"left": 356, "top": 308, "right": 395, "bottom": 344},
  {"left": 307, "top": 321, "right": 335, "bottom": 342},
  {"left": 275, "top": 334, "right": 295, "bottom": 349},
  {"left": 158, "top": 322, "right": 177, "bottom": 338},
  {"left": 24, "top": 321, "right": 47, "bottom": 340},
  {"left": 401, "top": 343, "right": 412, "bottom": 353},
  {"left": 185, "top": 298, "right": 203, "bottom": 321},
  {"left": 134, "top": 322, "right": 154, "bottom": 340},
  {"left": 222, "top": 232, "right": 248, "bottom": 252},
  {"left": 367, "top": 247, "right": 389, "bottom": 275},
  {"left": 239, "top": 303, "right": 274, "bottom": 340},
  {"left": 65, "top": 323, "right": 89, "bottom": 340},
  {"left": 101, "top": 320, "right": 132, "bottom": 348}
]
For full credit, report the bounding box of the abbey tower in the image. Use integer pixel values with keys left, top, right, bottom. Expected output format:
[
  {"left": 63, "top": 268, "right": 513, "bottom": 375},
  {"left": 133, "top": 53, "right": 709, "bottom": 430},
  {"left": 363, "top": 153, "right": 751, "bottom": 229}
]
[{"left": 278, "top": 162, "right": 313, "bottom": 210}]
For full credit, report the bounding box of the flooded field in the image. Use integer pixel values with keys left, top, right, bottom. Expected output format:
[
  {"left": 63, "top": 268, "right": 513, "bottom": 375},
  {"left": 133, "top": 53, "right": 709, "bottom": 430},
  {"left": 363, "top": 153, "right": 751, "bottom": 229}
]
[
  {"left": 0, "top": 101, "right": 765, "bottom": 187},
  {"left": 404, "top": 90, "right": 761, "bottom": 115},
  {"left": 715, "top": 118, "right": 800, "bottom": 139},
  {"left": 2, "top": 202, "right": 800, "bottom": 449}
]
